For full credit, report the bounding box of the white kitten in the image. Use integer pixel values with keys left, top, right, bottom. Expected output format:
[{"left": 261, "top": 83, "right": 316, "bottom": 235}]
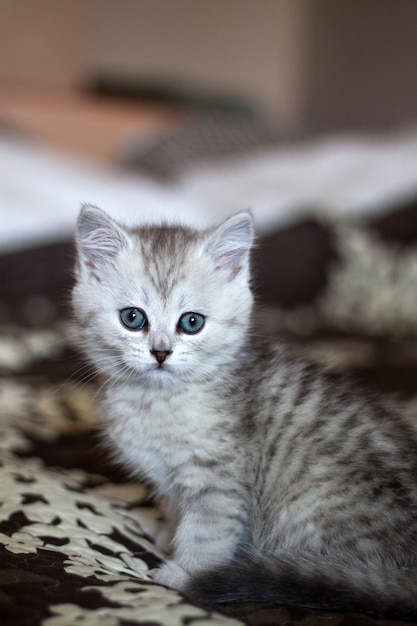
[{"left": 73, "top": 205, "right": 417, "bottom": 620}]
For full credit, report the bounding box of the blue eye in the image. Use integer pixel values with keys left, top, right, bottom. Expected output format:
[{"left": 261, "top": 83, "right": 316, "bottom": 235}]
[
  {"left": 120, "top": 308, "right": 147, "bottom": 330},
  {"left": 178, "top": 312, "right": 205, "bottom": 334}
]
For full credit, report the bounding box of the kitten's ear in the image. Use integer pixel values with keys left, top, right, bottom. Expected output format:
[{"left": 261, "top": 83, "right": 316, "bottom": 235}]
[
  {"left": 204, "top": 211, "right": 254, "bottom": 281},
  {"left": 75, "top": 205, "right": 130, "bottom": 276}
]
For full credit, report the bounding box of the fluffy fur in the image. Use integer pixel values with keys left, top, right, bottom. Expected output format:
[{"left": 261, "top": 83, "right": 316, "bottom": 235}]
[{"left": 73, "top": 205, "right": 417, "bottom": 620}]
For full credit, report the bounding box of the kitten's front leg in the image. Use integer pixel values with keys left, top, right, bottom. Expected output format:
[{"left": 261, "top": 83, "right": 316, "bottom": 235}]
[
  {"left": 155, "top": 482, "right": 249, "bottom": 590},
  {"left": 155, "top": 497, "right": 179, "bottom": 554}
]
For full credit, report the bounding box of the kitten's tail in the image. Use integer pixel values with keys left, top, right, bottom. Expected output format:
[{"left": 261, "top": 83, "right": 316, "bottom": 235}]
[{"left": 185, "top": 550, "right": 417, "bottom": 621}]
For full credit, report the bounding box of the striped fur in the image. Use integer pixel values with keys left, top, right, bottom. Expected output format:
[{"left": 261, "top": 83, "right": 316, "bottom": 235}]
[{"left": 73, "top": 206, "right": 417, "bottom": 620}]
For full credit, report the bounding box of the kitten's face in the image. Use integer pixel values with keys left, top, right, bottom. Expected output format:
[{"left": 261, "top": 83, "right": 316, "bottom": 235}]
[{"left": 73, "top": 207, "right": 254, "bottom": 388}]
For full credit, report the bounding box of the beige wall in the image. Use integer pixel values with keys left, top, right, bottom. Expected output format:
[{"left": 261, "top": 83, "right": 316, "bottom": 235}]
[
  {"left": 302, "top": 0, "right": 417, "bottom": 133},
  {"left": 0, "top": 0, "right": 88, "bottom": 86},
  {"left": 85, "top": 0, "right": 312, "bottom": 127},
  {"left": 1, "top": 0, "right": 416, "bottom": 134}
]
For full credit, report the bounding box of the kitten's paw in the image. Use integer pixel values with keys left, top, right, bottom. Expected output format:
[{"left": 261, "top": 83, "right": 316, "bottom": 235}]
[{"left": 155, "top": 561, "right": 190, "bottom": 590}]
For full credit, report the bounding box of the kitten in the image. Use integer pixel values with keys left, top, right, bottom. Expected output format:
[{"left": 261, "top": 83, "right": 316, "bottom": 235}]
[{"left": 73, "top": 205, "right": 417, "bottom": 620}]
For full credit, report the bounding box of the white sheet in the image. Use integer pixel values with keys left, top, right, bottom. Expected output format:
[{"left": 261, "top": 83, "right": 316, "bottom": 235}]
[
  {"left": 178, "top": 126, "right": 417, "bottom": 232},
  {"left": 1, "top": 126, "right": 417, "bottom": 253},
  {"left": 0, "top": 137, "right": 208, "bottom": 253}
]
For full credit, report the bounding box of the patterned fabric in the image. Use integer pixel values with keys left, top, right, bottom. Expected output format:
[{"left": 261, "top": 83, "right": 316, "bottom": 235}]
[
  {"left": 2, "top": 206, "right": 417, "bottom": 625},
  {"left": 261, "top": 219, "right": 417, "bottom": 339},
  {"left": 0, "top": 330, "right": 243, "bottom": 626}
]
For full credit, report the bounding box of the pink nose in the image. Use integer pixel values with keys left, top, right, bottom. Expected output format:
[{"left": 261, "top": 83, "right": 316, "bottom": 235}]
[{"left": 151, "top": 350, "right": 172, "bottom": 364}]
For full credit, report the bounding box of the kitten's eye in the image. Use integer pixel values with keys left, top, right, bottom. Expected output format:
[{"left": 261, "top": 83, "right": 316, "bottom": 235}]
[
  {"left": 120, "top": 308, "right": 148, "bottom": 330},
  {"left": 178, "top": 312, "right": 205, "bottom": 334}
]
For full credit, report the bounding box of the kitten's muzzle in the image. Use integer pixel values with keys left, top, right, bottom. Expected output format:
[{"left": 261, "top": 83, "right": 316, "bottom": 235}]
[{"left": 150, "top": 349, "right": 172, "bottom": 365}]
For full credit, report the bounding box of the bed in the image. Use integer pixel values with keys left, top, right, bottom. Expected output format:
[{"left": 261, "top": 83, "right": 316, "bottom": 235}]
[{"left": 1, "top": 115, "right": 417, "bottom": 625}]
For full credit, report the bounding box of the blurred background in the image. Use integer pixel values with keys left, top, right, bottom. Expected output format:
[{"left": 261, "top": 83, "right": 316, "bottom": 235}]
[
  {"left": 1, "top": 0, "right": 417, "bottom": 330},
  {"left": 1, "top": 0, "right": 417, "bottom": 153}
]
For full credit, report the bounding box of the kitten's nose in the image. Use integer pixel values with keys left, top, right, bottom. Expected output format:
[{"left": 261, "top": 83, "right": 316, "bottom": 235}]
[{"left": 151, "top": 349, "right": 172, "bottom": 364}]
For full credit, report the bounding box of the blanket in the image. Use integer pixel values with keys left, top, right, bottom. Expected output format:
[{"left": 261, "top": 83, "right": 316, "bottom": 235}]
[
  {"left": 2, "top": 118, "right": 417, "bottom": 624},
  {"left": 2, "top": 203, "right": 417, "bottom": 625}
]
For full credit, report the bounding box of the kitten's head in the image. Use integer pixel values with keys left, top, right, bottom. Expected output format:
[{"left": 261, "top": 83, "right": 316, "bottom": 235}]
[{"left": 72, "top": 205, "right": 254, "bottom": 388}]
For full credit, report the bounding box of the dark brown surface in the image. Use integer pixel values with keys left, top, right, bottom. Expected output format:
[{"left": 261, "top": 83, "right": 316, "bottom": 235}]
[
  {"left": 254, "top": 218, "right": 335, "bottom": 307},
  {"left": 0, "top": 241, "right": 74, "bottom": 327},
  {"left": 370, "top": 197, "right": 417, "bottom": 247}
]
